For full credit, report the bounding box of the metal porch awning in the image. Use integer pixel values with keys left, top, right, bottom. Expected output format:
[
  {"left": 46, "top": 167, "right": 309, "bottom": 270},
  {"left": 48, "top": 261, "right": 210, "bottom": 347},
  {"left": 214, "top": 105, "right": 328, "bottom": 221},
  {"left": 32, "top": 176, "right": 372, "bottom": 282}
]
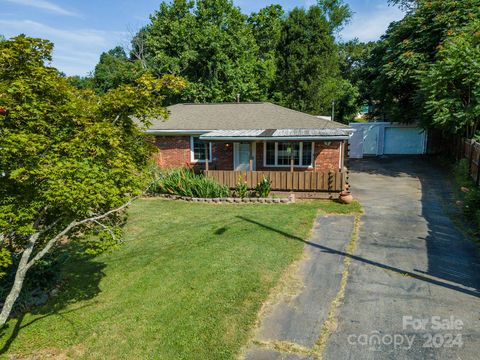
[{"left": 199, "top": 128, "right": 353, "bottom": 141}]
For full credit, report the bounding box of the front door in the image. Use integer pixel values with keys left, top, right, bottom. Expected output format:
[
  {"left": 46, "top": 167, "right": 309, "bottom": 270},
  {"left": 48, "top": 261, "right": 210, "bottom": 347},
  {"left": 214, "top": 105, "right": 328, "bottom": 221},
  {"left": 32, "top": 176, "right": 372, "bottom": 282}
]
[{"left": 234, "top": 142, "right": 255, "bottom": 171}]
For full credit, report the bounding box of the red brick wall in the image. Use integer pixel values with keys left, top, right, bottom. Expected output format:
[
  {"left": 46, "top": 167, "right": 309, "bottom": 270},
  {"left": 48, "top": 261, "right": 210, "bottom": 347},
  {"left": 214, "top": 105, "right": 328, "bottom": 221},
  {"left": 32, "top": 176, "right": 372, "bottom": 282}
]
[
  {"left": 212, "top": 142, "right": 234, "bottom": 170},
  {"left": 256, "top": 141, "right": 342, "bottom": 172},
  {"left": 314, "top": 141, "right": 342, "bottom": 171},
  {"left": 153, "top": 136, "right": 343, "bottom": 172},
  {"left": 153, "top": 136, "right": 191, "bottom": 168},
  {"left": 153, "top": 136, "right": 234, "bottom": 170}
]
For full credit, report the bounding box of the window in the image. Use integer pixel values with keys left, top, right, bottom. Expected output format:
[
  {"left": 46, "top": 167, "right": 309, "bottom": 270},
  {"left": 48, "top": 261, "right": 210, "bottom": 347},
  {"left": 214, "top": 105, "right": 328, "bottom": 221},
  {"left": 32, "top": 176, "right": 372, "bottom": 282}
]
[
  {"left": 191, "top": 136, "right": 212, "bottom": 162},
  {"left": 263, "top": 142, "right": 314, "bottom": 167},
  {"left": 302, "top": 142, "right": 313, "bottom": 167},
  {"left": 266, "top": 142, "right": 275, "bottom": 166},
  {"left": 278, "top": 143, "right": 299, "bottom": 166}
]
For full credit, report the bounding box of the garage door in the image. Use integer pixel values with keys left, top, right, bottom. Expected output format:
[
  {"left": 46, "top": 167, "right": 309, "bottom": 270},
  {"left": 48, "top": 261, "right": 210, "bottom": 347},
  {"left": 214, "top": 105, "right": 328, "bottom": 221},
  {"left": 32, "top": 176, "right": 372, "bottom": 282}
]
[{"left": 384, "top": 127, "right": 426, "bottom": 155}]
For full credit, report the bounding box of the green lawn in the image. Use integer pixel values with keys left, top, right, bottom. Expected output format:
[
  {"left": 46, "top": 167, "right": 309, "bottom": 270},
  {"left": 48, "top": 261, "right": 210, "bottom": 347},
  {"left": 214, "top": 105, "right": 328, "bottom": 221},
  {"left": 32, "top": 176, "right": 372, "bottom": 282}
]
[{"left": 1, "top": 199, "right": 361, "bottom": 359}]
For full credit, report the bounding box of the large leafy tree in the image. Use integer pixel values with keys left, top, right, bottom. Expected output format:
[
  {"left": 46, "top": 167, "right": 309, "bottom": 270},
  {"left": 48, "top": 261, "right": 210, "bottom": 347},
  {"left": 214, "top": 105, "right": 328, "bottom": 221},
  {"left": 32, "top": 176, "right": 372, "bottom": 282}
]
[
  {"left": 275, "top": 3, "right": 352, "bottom": 116},
  {"left": 142, "top": 0, "right": 262, "bottom": 102},
  {"left": 248, "top": 4, "right": 284, "bottom": 100},
  {"left": 419, "top": 21, "right": 480, "bottom": 138},
  {"left": 337, "top": 40, "right": 377, "bottom": 121},
  {"left": 0, "top": 35, "right": 184, "bottom": 326},
  {"left": 92, "top": 46, "right": 146, "bottom": 93},
  {"left": 367, "top": 0, "right": 480, "bottom": 124}
]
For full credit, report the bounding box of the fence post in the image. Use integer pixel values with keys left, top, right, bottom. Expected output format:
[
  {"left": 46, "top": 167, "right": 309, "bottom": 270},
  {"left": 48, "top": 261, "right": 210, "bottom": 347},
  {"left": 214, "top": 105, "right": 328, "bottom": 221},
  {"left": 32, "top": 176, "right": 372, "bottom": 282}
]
[
  {"left": 476, "top": 143, "right": 480, "bottom": 186},
  {"left": 468, "top": 140, "right": 474, "bottom": 178}
]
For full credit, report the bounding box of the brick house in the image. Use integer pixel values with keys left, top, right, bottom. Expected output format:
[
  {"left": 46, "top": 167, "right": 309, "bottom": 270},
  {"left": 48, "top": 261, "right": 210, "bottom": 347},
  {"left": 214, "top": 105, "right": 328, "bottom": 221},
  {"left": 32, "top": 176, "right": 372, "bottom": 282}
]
[{"left": 145, "top": 102, "right": 353, "bottom": 174}]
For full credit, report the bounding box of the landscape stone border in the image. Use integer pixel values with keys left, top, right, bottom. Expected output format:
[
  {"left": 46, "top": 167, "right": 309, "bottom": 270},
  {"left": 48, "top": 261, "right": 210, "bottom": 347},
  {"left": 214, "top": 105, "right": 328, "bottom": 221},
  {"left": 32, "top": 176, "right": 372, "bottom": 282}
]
[{"left": 150, "top": 193, "right": 295, "bottom": 204}]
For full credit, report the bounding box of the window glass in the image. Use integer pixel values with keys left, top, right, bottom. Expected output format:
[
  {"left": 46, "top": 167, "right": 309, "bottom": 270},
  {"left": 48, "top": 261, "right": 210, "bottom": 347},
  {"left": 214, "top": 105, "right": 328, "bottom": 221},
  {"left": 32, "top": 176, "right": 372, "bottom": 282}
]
[
  {"left": 192, "top": 137, "right": 209, "bottom": 161},
  {"left": 302, "top": 142, "right": 313, "bottom": 166},
  {"left": 277, "top": 142, "right": 299, "bottom": 166},
  {"left": 266, "top": 142, "right": 275, "bottom": 165}
]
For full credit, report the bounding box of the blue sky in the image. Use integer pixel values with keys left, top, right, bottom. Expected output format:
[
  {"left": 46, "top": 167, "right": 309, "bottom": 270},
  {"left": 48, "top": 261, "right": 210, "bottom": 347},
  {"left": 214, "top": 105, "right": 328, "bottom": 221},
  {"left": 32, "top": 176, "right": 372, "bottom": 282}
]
[{"left": 0, "top": 0, "right": 404, "bottom": 76}]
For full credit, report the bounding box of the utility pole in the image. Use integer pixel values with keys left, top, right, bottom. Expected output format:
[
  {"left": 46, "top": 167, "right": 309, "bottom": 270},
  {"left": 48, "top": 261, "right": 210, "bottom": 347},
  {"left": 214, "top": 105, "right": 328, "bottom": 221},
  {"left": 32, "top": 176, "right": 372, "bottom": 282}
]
[{"left": 332, "top": 100, "right": 335, "bottom": 122}]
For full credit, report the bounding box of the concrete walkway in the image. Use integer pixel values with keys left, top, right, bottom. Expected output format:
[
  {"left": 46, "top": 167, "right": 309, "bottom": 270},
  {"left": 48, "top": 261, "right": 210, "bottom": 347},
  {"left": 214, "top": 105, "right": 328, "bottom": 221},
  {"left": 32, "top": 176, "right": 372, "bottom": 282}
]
[
  {"left": 244, "top": 215, "right": 356, "bottom": 360},
  {"left": 244, "top": 157, "right": 480, "bottom": 360}
]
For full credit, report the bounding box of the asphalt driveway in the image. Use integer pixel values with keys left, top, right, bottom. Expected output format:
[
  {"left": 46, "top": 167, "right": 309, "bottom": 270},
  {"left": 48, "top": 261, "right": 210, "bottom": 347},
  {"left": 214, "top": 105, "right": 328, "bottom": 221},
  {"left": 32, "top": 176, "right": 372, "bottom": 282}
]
[
  {"left": 325, "top": 157, "right": 480, "bottom": 360},
  {"left": 244, "top": 157, "right": 480, "bottom": 360}
]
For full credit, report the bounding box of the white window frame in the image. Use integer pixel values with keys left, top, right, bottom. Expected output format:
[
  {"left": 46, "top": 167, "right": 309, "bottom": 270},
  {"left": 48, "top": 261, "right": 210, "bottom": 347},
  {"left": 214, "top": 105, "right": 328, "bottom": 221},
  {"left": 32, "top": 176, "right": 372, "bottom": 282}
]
[
  {"left": 263, "top": 141, "right": 314, "bottom": 168},
  {"left": 190, "top": 136, "right": 212, "bottom": 163}
]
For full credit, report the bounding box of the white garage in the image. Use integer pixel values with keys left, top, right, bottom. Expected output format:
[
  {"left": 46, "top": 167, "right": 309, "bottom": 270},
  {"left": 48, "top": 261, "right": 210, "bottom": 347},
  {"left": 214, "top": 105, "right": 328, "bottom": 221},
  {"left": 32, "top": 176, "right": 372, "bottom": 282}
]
[{"left": 349, "top": 122, "right": 427, "bottom": 158}]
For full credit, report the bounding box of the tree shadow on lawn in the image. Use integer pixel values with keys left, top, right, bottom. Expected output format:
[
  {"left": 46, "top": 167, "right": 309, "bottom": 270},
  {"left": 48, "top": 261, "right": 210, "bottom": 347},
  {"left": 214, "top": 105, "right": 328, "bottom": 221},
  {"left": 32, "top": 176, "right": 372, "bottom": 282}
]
[{"left": 0, "top": 247, "right": 105, "bottom": 355}]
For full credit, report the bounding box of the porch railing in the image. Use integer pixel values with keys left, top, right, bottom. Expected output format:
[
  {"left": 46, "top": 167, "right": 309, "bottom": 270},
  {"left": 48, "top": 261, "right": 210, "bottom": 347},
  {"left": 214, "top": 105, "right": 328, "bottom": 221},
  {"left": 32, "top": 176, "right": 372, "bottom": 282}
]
[{"left": 204, "top": 170, "right": 346, "bottom": 192}]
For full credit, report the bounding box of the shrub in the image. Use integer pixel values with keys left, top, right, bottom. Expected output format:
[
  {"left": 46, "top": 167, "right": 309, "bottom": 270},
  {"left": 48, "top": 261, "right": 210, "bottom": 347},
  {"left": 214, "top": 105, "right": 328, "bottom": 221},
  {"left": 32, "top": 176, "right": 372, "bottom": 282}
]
[
  {"left": 234, "top": 177, "right": 249, "bottom": 198},
  {"left": 454, "top": 159, "right": 480, "bottom": 232},
  {"left": 151, "top": 168, "right": 230, "bottom": 198},
  {"left": 254, "top": 176, "right": 271, "bottom": 198}
]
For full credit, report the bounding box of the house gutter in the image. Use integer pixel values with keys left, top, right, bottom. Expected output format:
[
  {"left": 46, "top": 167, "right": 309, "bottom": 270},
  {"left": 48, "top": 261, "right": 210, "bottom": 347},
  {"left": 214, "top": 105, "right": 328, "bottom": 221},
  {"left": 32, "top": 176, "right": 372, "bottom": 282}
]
[
  {"left": 145, "top": 130, "right": 210, "bottom": 135},
  {"left": 198, "top": 136, "right": 351, "bottom": 141}
]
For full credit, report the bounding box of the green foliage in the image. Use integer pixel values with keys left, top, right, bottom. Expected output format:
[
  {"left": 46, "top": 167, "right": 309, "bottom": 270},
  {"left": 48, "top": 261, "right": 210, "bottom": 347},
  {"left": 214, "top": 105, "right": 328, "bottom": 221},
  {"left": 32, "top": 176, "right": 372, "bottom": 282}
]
[
  {"left": 0, "top": 250, "right": 69, "bottom": 312},
  {"left": 317, "top": 0, "right": 352, "bottom": 32},
  {"left": 248, "top": 4, "right": 284, "bottom": 100},
  {"left": 254, "top": 176, "right": 271, "bottom": 198},
  {"left": 366, "top": 0, "right": 480, "bottom": 128},
  {"left": 418, "top": 21, "right": 480, "bottom": 138},
  {"left": 93, "top": 46, "right": 146, "bottom": 93},
  {"left": 141, "top": 0, "right": 263, "bottom": 103},
  {"left": 152, "top": 168, "right": 230, "bottom": 198},
  {"left": 234, "top": 177, "right": 249, "bottom": 198},
  {"left": 0, "top": 247, "right": 12, "bottom": 278},
  {"left": 65, "top": 75, "right": 94, "bottom": 90},
  {"left": 0, "top": 35, "right": 184, "bottom": 284},
  {"left": 454, "top": 160, "right": 480, "bottom": 230},
  {"left": 89, "top": 0, "right": 355, "bottom": 117},
  {"left": 84, "top": 226, "right": 124, "bottom": 255},
  {"left": 275, "top": 5, "right": 348, "bottom": 115},
  {"left": 337, "top": 40, "right": 377, "bottom": 121}
]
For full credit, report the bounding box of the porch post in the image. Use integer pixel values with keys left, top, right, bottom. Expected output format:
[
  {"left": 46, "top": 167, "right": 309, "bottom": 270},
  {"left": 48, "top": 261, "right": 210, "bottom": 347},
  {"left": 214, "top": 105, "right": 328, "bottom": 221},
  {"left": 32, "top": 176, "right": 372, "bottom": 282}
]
[
  {"left": 205, "top": 142, "right": 209, "bottom": 172},
  {"left": 249, "top": 142, "right": 254, "bottom": 171}
]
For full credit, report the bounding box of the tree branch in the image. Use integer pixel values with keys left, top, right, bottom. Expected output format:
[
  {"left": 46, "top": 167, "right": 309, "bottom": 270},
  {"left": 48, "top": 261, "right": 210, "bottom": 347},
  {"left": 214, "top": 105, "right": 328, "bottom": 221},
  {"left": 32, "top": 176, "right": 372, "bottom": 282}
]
[
  {"left": 25, "top": 177, "right": 159, "bottom": 270},
  {"left": 92, "top": 219, "right": 118, "bottom": 242}
]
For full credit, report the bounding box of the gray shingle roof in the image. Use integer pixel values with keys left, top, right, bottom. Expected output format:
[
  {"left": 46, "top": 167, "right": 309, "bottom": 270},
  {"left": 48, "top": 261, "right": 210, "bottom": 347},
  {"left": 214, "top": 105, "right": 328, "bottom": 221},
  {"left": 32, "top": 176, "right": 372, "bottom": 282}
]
[{"left": 144, "top": 102, "right": 349, "bottom": 131}]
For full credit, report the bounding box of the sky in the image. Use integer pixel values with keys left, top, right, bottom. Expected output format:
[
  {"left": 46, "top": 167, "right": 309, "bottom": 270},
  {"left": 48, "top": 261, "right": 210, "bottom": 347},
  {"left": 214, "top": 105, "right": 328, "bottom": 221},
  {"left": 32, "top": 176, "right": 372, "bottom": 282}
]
[{"left": 0, "top": 0, "right": 405, "bottom": 76}]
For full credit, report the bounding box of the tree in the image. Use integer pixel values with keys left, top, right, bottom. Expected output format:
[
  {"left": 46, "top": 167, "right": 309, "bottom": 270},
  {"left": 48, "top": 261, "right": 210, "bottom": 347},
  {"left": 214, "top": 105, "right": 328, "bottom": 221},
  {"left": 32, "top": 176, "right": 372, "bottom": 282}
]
[
  {"left": 248, "top": 4, "right": 284, "bottom": 100},
  {"left": 66, "top": 75, "right": 94, "bottom": 90},
  {"left": 275, "top": 5, "right": 350, "bottom": 116},
  {"left": 317, "top": 0, "right": 352, "bottom": 32},
  {"left": 0, "top": 35, "right": 185, "bottom": 326},
  {"left": 419, "top": 21, "right": 480, "bottom": 138},
  {"left": 367, "top": 0, "right": 480, "bottom": 123},
  {"left": 141, "top": 0, "right": 262, "bottom": 102},
  {"left": 338, "top": 40, "right": 378, "bottom": 120},
  {"left": 93, "top": 46, "right": 145, "bottom": 93}
]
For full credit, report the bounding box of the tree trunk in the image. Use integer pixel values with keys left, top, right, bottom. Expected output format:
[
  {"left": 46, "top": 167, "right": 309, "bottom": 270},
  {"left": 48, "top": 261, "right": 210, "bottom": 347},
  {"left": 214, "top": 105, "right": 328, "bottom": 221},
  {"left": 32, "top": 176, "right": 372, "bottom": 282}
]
[{"left": 0, "top": 233, "right": 39, "bottom": 327}]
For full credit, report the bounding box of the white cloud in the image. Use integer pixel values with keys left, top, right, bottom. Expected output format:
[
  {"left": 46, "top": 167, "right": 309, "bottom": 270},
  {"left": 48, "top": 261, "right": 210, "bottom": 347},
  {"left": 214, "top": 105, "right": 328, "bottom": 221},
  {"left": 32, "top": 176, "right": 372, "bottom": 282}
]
[
  {"left": 4, "top": 0, "right": 80, "bottom": 17},
  {"left": 0, "top": 19, "right": 128, "bottom": 75},
  {"left": 340, "top": 4, "right": 405, "bottom": 42}
]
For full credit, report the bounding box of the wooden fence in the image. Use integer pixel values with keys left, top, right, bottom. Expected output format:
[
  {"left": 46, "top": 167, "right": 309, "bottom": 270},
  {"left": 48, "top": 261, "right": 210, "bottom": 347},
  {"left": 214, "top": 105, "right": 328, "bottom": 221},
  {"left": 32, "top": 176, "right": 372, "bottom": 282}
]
[
  {"left": 204, "top": 170, "right": 346, "bottom": 192},
  {"left": 462, "top": 139, "right": 480, "bottom": 186}
]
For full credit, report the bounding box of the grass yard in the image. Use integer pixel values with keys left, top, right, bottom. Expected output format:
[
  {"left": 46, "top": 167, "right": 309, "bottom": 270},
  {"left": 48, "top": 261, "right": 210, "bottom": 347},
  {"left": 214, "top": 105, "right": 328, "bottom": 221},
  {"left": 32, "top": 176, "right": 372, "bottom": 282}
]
[{"left": 1, "top": 199, "right": 361, "bottom": 359}]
